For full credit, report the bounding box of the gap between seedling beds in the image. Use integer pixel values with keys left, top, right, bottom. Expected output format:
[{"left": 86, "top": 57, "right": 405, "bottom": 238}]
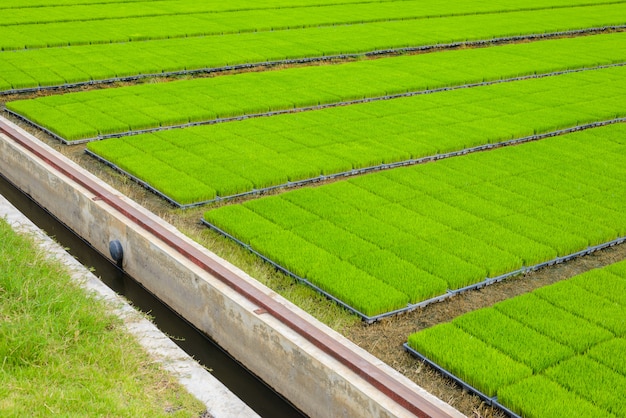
[
  {"left": 202, "top": 216, "right": 626, "bottom": 323},
  {"left": 403, "top": 344, "right": 521, "bottom": 418},
  {"left": 11, "top": 61, "right": 624, "bottom": 145},
  {"left": 1, "top": 25, "right": 623, "bottom": 97},
  {"left": 83, "top": 117, "right": 626, "bottom": 209}
]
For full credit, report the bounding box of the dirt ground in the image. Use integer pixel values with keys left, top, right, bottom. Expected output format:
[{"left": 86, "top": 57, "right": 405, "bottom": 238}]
[{"left": 4, "top": 72, "right": 626, "bottom": 417}]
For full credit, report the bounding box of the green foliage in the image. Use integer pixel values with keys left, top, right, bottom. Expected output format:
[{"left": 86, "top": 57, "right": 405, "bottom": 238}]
[
  {"left": 545, "top": 356, "right": 626, "bottom": 417},
  {"left": 587, "top": 339, "right": 626, "bottom": 376},
  {"left": 203, "top": 124, "right": 626, "bottom": 315},
  {"left": 494, "top": 293, "right": 613, "bottom": 353},
  {"left": 570, "top": 269, "right": 626, "bottom": 307},
  {"left": 534, "top": 280, "right": 626, "bottom": 336},
  {"left": 453, "top": 307, "right": 574, "bottom": 372},
  {"left": 408, "top": 261, "right": 626, "bottom": 417},
  {"left": 3, "top": 5, "right": 626, "bottom": 91},
  {"left": 407, "top": 323, "right": 532, "bottom": 397},
  {"left": 84, "top": 66, "right": 626, "bottom": 202},
  {"left": 248, "top": 230, "right": 409, "bottom": 316},
  {"left": 498, "top": 375, "right": 610, "bottom": 418}
]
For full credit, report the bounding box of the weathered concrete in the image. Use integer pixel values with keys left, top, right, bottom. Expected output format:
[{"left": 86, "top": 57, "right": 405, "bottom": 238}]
[
  {"left": 0, "top": 117, "right": 464, "bottom": 418},
  {"left": 0, "top": 193, "right": 258, "bottom": 418}
]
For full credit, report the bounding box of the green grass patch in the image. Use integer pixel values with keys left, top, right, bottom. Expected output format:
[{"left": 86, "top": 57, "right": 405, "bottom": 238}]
[{"left": 0, "top": 218, "right": 204, "bottom": 417}]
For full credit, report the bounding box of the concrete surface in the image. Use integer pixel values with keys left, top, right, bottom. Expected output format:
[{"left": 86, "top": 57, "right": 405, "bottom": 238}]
[{"left": 0, "top": 117, "right": 464, "bottom": 418}]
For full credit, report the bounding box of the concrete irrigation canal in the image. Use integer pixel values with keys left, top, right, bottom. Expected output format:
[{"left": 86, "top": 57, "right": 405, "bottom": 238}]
[{"left": 0, "top": 116, "right": 462, "bottom": 417}]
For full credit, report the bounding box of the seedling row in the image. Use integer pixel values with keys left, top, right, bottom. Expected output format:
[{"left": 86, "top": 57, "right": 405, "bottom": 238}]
[
  {"left": 8, "top": 32, "right": 626, "bottom": 142},
  {"left": 1, "top": 0, "right": 414, "bottom": 26},
  {"left": 407, "top": 259, "right": 626, "bottom": 417},
  {"left": 3, "top": 0, "right": 619, "bottom": 52},
  {"left": 85, "top": 65, "right": 626, "bottom": 205},
  {"left": 203, "top": 123, "right": 626, "bottom": 317},
  {"left": 2, "top": 4, "right": 625, "bottom": 91}
]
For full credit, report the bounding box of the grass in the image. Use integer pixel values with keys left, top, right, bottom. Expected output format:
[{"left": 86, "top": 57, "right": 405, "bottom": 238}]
[{"left": 0, "top": 217, "right": 206, "bottom": 417}]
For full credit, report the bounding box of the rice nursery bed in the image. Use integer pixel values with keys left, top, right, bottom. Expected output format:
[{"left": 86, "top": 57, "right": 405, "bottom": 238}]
[
  {"left": 84, "top": 64, "right": 626, "bottom": 205},
  {"left": 7, "top": 32, "right": 626, "bottom": 142},
  {"left": 3, "top": 0, "right": 626, "bottom": 416},
  {"left": 406, "top": 259, "right": 626, "bottom": 418},
  {"left": 203, "top": 124, "right": 626, "bottom": 318},
  {"left": 1, "top": 2, "right": 625, "bottom": 92}
]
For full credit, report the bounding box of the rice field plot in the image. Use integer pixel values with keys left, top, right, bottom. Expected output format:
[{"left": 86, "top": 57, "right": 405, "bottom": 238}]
[
  {"left": 85, "top": 64, "right": 626, "bottom": 206},
  {"left": 2, "top": 0, "right": 621, "bottom": 51},
  {"left": 0, "top": 0, "right": 411, "bottom": 26},
  {"left": 1, "top": 3, "right": 626, "bottom": 92},
  {"left": 202, "top": 123, "right": 626, "bottom": 319},
  {"left": 406, "top": 259, "right": 626, "bottom": 417},
  {"left": 8, "top": 32, "right": 626, "bottom": 142}
]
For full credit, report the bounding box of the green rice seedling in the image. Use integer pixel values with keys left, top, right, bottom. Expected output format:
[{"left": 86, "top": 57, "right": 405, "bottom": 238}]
[
  {"left": 349, "top": 250, "right": 448, "bottom": 302},
  {"left": 528, "top": 206, "right": 619, "bottom": 247},
  {"left": 54, "top": 119, "right": 100, "bottom": 141},
  {"left": 570, "top": 270, "right": 626, "bottom": 307},
  {"left": 107, "top": 111, "right": 159, "bottom": 132},
  {"left": 350, "top": 173, "right": 419, "bottom": 203},
  {"left": 321, "top": 180, "right": 391, "bottom": 209},
  {"left": 305, "top": 262, "right": 410, "bottom": 317},
  {"left": 494, "top": 293, "right": 613, "bottom": 353},
  {"left": 6, "top": 101, "right": 58, "bottom": 126},
  {"left": 407, "top": 323, "right": 532, "bottom": 397},
  {"left": 52, "top": 65, "right": 91, "bottom": 84},
  {"left": 204, "top": 205, "right": 280, "bottom": 245},
  {"left": 244, "top": 196, "right": 320, "bottom": 230},
  {"left": 290, "top": 220, "right": 380, "bottom": 261},
  {"left": 534, "top": 281, "right": 626, "bottom": 336},
  {"left": 491, "top": 175, "right": 573, "bottom": 206},
  {"left": 330, "top": 209, "right": 413, "bottom": 249},
  {"left": 390, "top": 239, "right": 487, "bottom": 289},
  {"left": 250, "top": 230, "right": 409, "bottom": 316},
  {"left": 462, "top": 183, "right": 540, "bottom": 215},
  {"left": 544, "top": 356, "right": 626, "bottom": 417},
  {"left": 366, "top": 204, "right": 449, "bottom": 241},
  {"left": 21, "top": 67, "right": 64, "bottom": 87},
  {"left": 587, "top": 339, "right": 626, "bottom": 377},
  {"left": 497, "top": 375, "right": 609, "bottom": 418},
  {"left": 557, "top": 198, "right": 626, "bottom": 237},
  {"left": 606, "top": 260, "right": 626, "bottom": 278},
  {"left": 453, "top": 307, "right": 574, "bottom": 372},
  {"left": 459, "top": 221, "right": 558, "bottom": 266},
  {"left": 223, "top": 159, "right": 292, "bottom": 190},
  {"left": 400, "top": 193, "right": 483, "bottom": 231},
  {"left": 497, "top": 214, "right": 588, "bottom": 257},
  {"left": 425, "top": 229, "right": 523, "bottom": 277},
  {"left": 72, "top": 60, "right": 120, "bottom": 80},
  {"left": 1, "top": 4, "right": 620, "bottom": 90}
]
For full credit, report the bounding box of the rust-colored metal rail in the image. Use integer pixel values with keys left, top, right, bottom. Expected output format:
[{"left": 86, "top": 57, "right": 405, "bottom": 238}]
[{"left": 0, "top": 119, "right": 457, "bottom": 418}]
